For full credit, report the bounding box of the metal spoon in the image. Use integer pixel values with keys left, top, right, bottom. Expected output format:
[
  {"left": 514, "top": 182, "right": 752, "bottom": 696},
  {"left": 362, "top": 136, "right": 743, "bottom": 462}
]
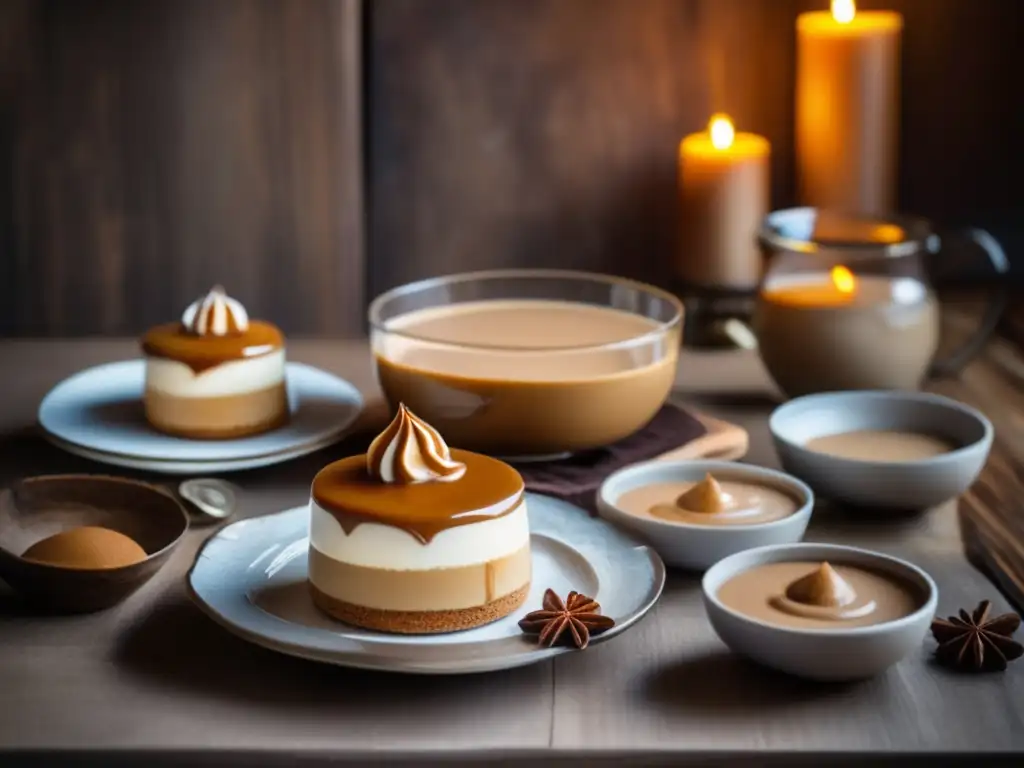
[{"left": 178, "top": 478, "right": 238, "bottom": 524}]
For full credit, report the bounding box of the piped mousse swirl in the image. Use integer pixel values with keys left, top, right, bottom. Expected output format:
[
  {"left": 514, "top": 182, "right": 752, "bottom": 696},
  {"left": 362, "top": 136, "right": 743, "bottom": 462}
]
[
  {"left": 770, "top": 562, "right": 878, "bottom": 621},
  {"left": 367, "top": 403, "right": 467, "bottom": 484},
  {"left": 182, "top": 285, "right": 250, "bottom": 336},
  {"left": 311, "top": 405, "right": 525, "bottom": 545}
]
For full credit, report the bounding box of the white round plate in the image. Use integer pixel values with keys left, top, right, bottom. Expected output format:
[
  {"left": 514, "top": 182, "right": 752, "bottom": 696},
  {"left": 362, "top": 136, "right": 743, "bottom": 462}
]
[
  {"left": 39, "top": 360, "right": 363, "bottom": 467},
  {"left": 187, "top": 494, "right": 666, "bottom": 674},
  {"left": 41, "top": 431, "right": 347, "bottom": 475}
]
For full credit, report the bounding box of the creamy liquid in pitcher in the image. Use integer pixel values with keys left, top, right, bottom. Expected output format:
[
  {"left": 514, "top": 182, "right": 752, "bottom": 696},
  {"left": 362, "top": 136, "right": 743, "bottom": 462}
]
[
  {"left": 805, "top": 430, "right": 956, "bottom": 462},
  {"left": 754, "top": 275, "right": 940, "bottom": 396},
  {"left": 373, "top": 300, "right": 679, "bottom": 455}
]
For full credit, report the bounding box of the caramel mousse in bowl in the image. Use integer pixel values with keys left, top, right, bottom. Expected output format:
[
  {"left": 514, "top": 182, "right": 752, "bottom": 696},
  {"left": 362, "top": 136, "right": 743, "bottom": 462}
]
[
  {"left": 307, "top": 404, "right": 531, "bottom": 634},
  {"left": 141, "top": 286, "right": 289, "bottom": 439},
  {"left": 369, "top": 269, "right": 682, "bottom": 458},
  {"left": 597, "top": 460, "right": 813, "bottom": 570},
  {"left": 770, "top": 391, "right": 992, "bottom": 509},
  {"left": 702, "top": 543, "right": 938, "bottom": 681}
]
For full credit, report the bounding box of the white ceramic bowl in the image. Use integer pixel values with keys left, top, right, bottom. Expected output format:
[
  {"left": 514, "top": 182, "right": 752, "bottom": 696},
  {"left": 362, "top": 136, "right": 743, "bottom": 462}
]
[
  {"left": 770, "top": 391, "right": 993, "bottom": 509},
  {"left": 597, "top": 460, "right": 813, "bottom": 571},
  {"left": 702, "top": 543, "right": 938, "bottom": 681}
]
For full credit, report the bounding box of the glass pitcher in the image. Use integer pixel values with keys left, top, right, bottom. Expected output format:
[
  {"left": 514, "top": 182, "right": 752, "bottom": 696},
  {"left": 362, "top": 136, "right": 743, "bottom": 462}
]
[{"left": 749, "top": 208, "right": 1008, "bottom": 398}]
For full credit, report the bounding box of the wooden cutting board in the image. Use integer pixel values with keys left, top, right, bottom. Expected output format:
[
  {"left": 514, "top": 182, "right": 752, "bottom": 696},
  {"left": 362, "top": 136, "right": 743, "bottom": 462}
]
[{"left": 655, "top": 410, "right": 748, "bottom": 462}]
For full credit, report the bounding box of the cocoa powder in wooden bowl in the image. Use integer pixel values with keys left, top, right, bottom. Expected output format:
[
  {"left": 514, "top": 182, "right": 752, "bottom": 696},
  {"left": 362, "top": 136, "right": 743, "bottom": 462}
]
[{"left": 0, "top": 474, "right": 189, "bottom": 613}]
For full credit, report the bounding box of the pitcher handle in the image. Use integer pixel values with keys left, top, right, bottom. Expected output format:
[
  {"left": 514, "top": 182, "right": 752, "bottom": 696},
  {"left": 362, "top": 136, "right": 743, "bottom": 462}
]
[{"left": 928, "top": 227, "right": 1010, "bottom": 378}]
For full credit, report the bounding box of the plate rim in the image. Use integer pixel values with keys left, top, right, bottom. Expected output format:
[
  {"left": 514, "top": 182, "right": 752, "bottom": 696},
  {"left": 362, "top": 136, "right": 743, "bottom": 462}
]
[
  {"left": 186, "top": 496, "right": 666, "bottom": 674},
  {"left": 37, "top": 359, "right": 364, "bottom": 465},
  {"left": 40, "top": 430, "right": 347, "bottom": 475}
]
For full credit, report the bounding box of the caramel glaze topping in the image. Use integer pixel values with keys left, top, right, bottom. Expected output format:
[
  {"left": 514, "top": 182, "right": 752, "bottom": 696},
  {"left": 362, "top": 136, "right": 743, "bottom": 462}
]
[
  {"left": 141, "top": 321, "right": 285, "bottom": 374},
  {"left": 312, "top": 449, "right": 525, "bottom": 544}
]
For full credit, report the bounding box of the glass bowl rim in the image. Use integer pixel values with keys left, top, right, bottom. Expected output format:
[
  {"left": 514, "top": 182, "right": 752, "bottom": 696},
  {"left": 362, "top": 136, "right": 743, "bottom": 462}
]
[{"left": 367, "top": 268, "right": 684, "bottom": 354}]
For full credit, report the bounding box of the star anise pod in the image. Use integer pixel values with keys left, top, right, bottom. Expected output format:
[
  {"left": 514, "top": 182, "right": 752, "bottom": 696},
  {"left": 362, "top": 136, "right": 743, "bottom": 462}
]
[
  {"left": 930, "top": 600, "right": 1023, "bottom": 672},
  {"left": 518, "top": 588, "right": 615, "bottom": 650}
]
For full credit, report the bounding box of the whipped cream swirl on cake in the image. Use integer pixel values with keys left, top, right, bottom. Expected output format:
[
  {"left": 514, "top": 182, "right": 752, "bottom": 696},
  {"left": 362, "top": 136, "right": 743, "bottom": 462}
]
[
  {"left": 367, "top": 404, "right": 467, "bottom": 484},
  {"left": 181, "top": 285, "right": 250, "bottom": 336}
]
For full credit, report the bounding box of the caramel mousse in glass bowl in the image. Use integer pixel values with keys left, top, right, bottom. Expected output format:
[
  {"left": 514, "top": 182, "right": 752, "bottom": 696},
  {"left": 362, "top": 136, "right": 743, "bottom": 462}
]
[
  {"left": 140, "top": 286, "right": 289, "bottom": 439},
  {"left": 368, "top": 269, "right": 682, "bottom": 459},
  {"left": 307, "top": 404, "right": 531, "bottom": 634},
  {"left": 597, "top": 460, "right": 813, "bottom": 571}
]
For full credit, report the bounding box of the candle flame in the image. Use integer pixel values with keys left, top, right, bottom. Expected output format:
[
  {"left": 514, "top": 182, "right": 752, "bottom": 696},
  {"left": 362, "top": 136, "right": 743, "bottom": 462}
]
[
  {"left": 831, "top": 265, "right": 856, "bottom": 294},
  {"left": 831, "top": 0, "right": 856, "bottom": 23},
  {"left": 872, "top": 224, "right": 904, "bottom": 244},
  {"left": 708, "top": 114, "right": 735, "bottom": 151}
]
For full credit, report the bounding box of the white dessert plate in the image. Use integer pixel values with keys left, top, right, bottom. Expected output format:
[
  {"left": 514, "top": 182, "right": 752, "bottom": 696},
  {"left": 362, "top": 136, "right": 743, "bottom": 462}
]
[
  {"left": 187, "top": 494, "right": 666, "bottom": 674},
  {"left": 41, "top": 431, "right": 348, "bottom": 476},
  {"left": 38, "top": 360, "right": 363, "bottom": 470}
]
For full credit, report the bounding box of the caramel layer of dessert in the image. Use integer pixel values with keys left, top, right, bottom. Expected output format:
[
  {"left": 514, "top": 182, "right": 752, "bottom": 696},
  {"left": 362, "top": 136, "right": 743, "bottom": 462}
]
[
  {"left": 141, "top": 320, "right": 285, "bottom": 373},
  {"left": 311, "top": 450, "right": 525, "bottom": 543},
  {"left": 144, "top": 382, "right": 288, "bottom": 439}
]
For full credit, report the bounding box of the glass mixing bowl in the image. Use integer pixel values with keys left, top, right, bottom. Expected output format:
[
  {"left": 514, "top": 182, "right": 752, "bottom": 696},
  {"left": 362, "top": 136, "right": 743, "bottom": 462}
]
[{"left": 368, "top": 269, "right": 683, "bottom": 458}]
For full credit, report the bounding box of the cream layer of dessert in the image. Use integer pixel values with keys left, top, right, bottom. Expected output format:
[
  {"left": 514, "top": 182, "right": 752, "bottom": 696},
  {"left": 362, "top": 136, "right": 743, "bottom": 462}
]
[
  {"left": 308, "top": 404, "right": 531, "bottom": 634},
  {"left": 141, "top": 286, "right": 289, "bottom": 439}
]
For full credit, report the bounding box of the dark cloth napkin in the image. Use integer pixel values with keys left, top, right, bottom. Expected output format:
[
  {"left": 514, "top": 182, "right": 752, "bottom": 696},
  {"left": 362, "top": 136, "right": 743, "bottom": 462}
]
[{"left": 513, "top": 404, "right": 707, "bottom": 515}]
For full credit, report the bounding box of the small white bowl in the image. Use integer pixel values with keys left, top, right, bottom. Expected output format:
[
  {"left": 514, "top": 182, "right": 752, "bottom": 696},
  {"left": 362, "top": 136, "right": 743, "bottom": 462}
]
[
  {"left": 597, "top": 460, "right": 813, "bottom": 571},
  {"left": 770, "top": 390, "right": 993, "bottom": 509},
  {"left": 702, "top": 543, "right": 938, "bottom": 681}
]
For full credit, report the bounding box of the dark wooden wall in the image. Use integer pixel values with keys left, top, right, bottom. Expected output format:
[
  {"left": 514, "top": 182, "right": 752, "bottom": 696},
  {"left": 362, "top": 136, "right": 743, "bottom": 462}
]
[
  {"left": 0, "top": 0, "right": 363, "bottom": 336},
  {"left": 369, "top": 0, "right": 798, "bottom": 294},
  {"left": 0, "top": 0, "right": 1020, "bottom": 335},
  {"left": 369, "top": 0, "right": 1024, "bottom": 296}
]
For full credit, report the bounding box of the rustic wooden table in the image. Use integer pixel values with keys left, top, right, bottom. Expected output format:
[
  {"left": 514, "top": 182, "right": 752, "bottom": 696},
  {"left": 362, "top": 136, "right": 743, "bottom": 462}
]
[{"left": 1, "top": 311, "right": 1023, "bottom": 766}]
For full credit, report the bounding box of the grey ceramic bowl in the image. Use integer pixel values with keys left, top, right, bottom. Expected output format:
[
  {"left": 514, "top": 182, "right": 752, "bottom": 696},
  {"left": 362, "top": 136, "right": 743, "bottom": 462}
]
[
  {"left": 597, "top": 460, "right": 813, "bottom": 571},
  {"left": 702, "top": 543, "right": 938, "bottom": 681},
  {"left": 769, "top": 391, "right": 992, "bottom": 509}
]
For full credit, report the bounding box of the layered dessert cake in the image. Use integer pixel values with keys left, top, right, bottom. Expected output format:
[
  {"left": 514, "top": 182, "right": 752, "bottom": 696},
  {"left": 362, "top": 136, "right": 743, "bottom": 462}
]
[
  {"left": 308, "top": 404, "right": 531, "bottom": 633},
  {"left": 141, "top": 286, "right": 289, "bottom": 438}
]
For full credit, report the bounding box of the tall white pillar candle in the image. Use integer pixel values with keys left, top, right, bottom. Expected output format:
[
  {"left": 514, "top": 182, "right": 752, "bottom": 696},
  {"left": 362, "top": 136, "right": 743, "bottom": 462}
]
[{"left": 795, "top": 0, "right": 902, "bottom": 215}]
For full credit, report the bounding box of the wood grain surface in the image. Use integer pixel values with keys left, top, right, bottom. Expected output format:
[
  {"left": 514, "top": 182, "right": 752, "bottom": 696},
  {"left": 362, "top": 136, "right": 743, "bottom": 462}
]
[
  {"left": 0, "top": 326, "right": 1022, "bottom": 765},
  {"left": 943, "top": 326, "right": 1024, "bottom": 612},
  {"left": 0, "top": 0, "right": 363, "bottom": 336}
]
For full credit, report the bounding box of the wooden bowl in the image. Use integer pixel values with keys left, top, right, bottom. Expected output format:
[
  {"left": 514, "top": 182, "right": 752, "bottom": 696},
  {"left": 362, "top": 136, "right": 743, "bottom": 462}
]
[{"left": 0, "top": 474, "right": 189, "bottom": 613}]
